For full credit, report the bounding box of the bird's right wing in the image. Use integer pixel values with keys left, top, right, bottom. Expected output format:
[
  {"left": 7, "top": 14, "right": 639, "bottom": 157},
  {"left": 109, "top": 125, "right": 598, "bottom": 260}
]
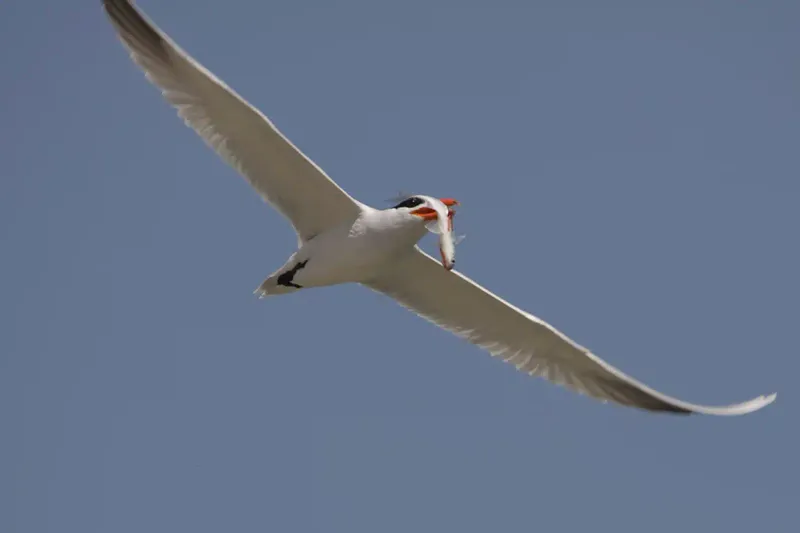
[
  {"left": 102, "top": 0, "right": 363, "bottom": 242},
  {"left": 365, "top": 247, "right": 776, "bottom": 415}
]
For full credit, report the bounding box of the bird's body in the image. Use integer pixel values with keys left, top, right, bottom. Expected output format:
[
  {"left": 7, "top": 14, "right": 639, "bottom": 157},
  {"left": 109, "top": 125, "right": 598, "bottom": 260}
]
[
  {"left": 103, "top": 0, "right": 777, "bottom": 416},
  {"left": 257, "top": 207, "right": 427, "bottom": 296}
]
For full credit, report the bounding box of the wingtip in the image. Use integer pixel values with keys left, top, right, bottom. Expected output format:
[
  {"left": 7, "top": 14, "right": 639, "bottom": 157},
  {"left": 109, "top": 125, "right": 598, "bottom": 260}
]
[
  {"left": 755, "top": 392, "right": 777, "bottom": 408},
  {"left": 762, "top": 392, "right": 778, "bottom": 406},
  {"left": 712, "top": 392, "right": 777, "bottom": 416}
]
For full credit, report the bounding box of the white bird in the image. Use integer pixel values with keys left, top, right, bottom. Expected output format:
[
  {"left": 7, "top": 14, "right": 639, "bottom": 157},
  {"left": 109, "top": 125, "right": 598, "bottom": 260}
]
[{"left": 103, "top": 0, "right": 776, "bottom": 415}]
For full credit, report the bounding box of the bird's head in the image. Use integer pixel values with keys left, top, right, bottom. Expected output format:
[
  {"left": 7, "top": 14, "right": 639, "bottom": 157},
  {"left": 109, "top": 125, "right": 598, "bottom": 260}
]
[
  {"left": 390, "top": 195, "right": 462, "bottom": 271},
  {"left": 391, "top": 195, "right": 459, "bottom": 223}
]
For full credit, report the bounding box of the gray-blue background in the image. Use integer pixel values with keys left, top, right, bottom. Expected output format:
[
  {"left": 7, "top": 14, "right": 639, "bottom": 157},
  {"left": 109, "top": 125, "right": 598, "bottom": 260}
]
[{"left": 2, "top": 1, "right": 796, "bottom": 531}]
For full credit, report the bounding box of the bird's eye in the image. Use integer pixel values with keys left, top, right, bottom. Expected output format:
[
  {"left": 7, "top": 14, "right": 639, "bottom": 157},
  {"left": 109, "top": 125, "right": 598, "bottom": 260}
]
[{"left": 393, "top": 197, "right": 423, "bottom": 209}]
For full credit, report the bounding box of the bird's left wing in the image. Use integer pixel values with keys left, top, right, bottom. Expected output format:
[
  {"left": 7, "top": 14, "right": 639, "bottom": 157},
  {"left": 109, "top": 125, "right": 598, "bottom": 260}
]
[
  {"left": 365, "top": 247, "right": 776, "bottom": 415},
  {"left": 102, "top": 0, "right": 363, "bottom": 242}
]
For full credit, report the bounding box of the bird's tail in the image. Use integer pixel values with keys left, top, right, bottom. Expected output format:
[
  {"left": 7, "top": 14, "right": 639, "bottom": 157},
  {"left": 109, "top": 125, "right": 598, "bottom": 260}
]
[
  {"left": 254, "top": 256, "right": 309, "bottom": 298},
  {"left": 254, "top": 273, "right": 301, "bottom": 298}
]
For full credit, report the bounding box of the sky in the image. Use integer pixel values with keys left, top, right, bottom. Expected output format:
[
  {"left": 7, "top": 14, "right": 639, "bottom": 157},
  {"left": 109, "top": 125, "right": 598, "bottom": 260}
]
[{"left": 1, "top": 0, "right": 798, "bottom": 531}]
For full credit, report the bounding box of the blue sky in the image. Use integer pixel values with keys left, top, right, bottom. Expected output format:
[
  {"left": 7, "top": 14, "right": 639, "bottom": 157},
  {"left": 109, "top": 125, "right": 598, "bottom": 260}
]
[{"left": 1, "top": 0, "right": 797, "bottom": 531}]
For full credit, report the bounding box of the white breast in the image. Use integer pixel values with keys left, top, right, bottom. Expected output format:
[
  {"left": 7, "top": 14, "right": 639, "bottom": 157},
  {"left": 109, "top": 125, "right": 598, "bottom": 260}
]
[{"left": 289, "top": 208, "right": 428, "bottom": 288}]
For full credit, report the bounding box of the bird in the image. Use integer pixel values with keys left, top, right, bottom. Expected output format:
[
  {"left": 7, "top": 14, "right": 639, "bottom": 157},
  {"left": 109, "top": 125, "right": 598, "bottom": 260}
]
[{"left": 102, "top": 0, "right": 776, "bottom": 416}]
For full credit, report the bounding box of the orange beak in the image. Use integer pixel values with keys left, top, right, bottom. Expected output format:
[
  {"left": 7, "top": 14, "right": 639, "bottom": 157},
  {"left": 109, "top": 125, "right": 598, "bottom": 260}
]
[{"left": 410, "top": 198, "right": 460, "bottom": 221}]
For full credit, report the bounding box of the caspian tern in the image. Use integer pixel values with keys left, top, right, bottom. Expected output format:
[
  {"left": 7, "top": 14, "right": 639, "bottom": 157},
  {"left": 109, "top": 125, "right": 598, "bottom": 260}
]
[{"left": 103, "top": 0, "right": 777, "bottom": 415}]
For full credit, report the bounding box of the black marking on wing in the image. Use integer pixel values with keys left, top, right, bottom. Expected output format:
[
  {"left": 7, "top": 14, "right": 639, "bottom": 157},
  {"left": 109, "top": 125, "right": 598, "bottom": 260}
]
[{"left": 277, "top": 260, "right": 309, "bottom": 289}]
